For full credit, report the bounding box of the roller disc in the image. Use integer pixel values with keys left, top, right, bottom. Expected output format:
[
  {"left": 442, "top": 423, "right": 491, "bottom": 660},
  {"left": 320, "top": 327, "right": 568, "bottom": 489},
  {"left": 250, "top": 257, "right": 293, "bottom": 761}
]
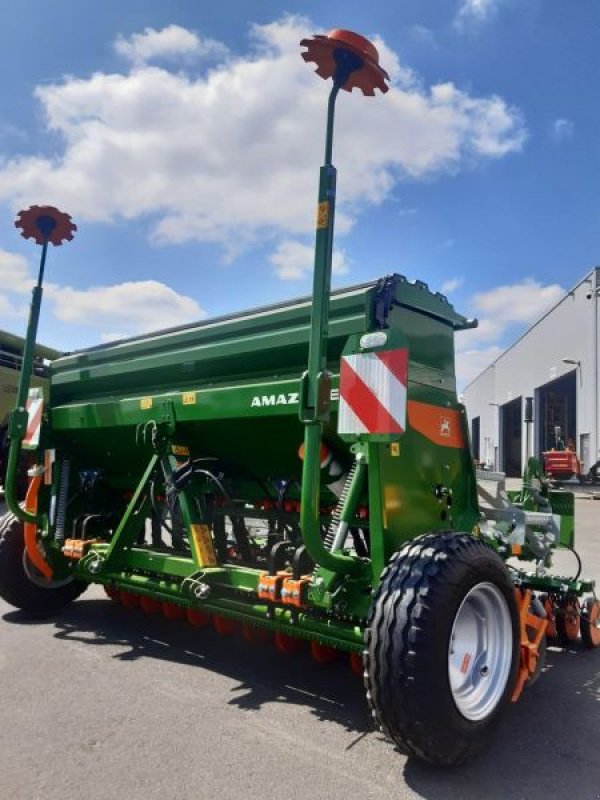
[
  {"left": 274, "top": 632, "right": 304, "bottom": 655},
  {"left": 242, "top": 624, "right": 270, "bottom": 644},
  {"left": 162, "top": 602, "right": 185, "bottom": 621},
  {"left": 213, "top": 615, "right": 239, "bottom": 636},
  {"left": 541, "top": 594, "right": 557, "bottom": 639},
  {"left": 556, "top": 598, "right": 580, "bottom": 645},
  {"left": 349, "top": 653, "right": 364, "bottom": 677},
  {"left": 140, "top": 596, "right": 162, "bottom": 614},
  {"left": 120, "top": 590, "right": 140, "bottom": 609},
  {"left": 310, "top": 641, "right": 339, "bottom": 664},
  {"left": 187, "top": 608, "right": 211, "bottom": 627},
  {"left": 581, "top": 599, "right": 600, "bottom": 649},
  {"left": 104, "top": 584, "right": 120, "bottom": 601}
]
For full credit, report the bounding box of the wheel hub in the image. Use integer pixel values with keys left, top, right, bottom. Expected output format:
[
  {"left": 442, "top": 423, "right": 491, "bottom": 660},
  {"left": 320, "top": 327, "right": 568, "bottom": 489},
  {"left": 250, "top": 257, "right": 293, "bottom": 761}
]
[{"left": 448, "top": 581, "right": 513, "bottom": 721}]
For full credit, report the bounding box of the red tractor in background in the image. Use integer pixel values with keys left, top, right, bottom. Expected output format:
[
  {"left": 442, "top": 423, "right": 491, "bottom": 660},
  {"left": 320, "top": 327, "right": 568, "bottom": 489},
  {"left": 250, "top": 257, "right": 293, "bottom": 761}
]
[
  {"left": 542, "top": 428, "right": 599, "bottom": 484},
  {"left": 542, "top": 449, "right": 584, "bottom": 483}
]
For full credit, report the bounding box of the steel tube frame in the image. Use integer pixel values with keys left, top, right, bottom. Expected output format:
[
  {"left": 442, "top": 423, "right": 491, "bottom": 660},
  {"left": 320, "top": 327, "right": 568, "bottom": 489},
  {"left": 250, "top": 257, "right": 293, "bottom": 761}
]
[
  {"left": 5, "top": 242, "right": 49, "bottom": 525},
  {"left": 299, "top": 81, "right": 367, "bottom": 578}
]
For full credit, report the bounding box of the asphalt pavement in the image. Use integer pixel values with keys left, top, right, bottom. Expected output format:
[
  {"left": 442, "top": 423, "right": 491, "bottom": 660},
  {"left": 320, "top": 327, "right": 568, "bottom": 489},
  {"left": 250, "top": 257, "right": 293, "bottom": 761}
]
[{"left": 1, "top": 501, "right": 599, "bottom": 800}]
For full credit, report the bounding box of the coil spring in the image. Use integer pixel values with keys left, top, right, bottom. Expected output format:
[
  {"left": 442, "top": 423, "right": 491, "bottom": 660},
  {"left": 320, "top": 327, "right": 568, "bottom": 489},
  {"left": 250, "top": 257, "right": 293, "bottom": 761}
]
[{"left": 54, "top": 458, "right": 70, "bottom": 543}]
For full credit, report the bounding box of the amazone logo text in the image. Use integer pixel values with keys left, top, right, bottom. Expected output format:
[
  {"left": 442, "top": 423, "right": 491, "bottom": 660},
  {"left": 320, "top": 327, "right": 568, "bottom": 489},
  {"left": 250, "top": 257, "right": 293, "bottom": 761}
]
[
  {"left": 251, "top": 389, "right": 339, "bottom": 408},
  {"left": 251, "top": 393, "right": 299, "bottom": 407}
]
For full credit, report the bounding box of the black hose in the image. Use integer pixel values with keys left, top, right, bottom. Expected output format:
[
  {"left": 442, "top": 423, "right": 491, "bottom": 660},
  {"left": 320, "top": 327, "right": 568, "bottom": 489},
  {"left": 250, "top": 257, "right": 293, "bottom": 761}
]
[
  {"left": 150, "top": 476, "right": 172, "bottom": 535},
  {"left": 563, "top": 543, "right": 582, "bottom": 581},
  {"left": 191, "top": 467, "right": 231, "bottom": 501}
]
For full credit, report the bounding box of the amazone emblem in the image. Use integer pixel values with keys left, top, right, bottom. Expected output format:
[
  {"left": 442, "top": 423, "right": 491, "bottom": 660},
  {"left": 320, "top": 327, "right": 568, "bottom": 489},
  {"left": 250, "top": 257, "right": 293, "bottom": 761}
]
[
  {"left": 250, "top": 388, "right": 339, "bottom": 408},
  {"left": 251, "top": 393, "right": 299, "bottom": 408},
  {"left": 440, "top": 417, "right": 451, "bottom": 438}
]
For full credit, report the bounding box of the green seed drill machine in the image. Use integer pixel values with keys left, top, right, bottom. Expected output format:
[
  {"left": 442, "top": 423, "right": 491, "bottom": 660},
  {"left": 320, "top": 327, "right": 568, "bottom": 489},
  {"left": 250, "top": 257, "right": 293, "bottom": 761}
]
[{"left": 1, "top": 29, "right": 598, "bottom": 766}]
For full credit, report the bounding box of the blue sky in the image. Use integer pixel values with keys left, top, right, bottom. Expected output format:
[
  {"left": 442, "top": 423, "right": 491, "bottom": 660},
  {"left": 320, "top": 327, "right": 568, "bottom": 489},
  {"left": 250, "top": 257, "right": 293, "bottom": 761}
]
[{"left": 0, "top": 0, "right": 598, "bottom": 386}]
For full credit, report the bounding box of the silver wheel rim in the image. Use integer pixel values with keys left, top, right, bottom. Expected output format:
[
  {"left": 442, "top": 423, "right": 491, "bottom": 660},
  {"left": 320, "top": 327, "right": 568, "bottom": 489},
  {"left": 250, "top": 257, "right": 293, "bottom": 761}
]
[{"left": 448, "top": 581, "right": 513, "bottom": 721}]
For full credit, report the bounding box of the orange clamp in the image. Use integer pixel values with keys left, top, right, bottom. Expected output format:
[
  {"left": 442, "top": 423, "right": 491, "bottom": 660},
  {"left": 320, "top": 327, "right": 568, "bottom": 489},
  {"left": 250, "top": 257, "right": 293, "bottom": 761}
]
[
  {"left": 257, "top": 571, "right": 289, "bottom": 602},
  {"left": 281, "top": 575, "right": 312, "bottom": 608},
  {"left": 62, "top": 539, "right": 100, "bottom": 560}
]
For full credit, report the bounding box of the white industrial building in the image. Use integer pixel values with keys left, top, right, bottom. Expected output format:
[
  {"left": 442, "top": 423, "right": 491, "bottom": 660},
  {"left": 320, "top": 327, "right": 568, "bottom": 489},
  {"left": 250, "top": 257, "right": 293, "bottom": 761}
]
[{"left": 463, "top": 267, "right": 600, "bottom": 477}]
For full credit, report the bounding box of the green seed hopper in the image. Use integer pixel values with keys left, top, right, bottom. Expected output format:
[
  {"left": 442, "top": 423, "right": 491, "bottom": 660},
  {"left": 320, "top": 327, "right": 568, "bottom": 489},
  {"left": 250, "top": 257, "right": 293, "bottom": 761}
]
[
  {"left": 48, "top": 275, "right": 479, "bottom": 554},
  {"left": 1, "top": 28, "right": 598, "bottom": 768}
]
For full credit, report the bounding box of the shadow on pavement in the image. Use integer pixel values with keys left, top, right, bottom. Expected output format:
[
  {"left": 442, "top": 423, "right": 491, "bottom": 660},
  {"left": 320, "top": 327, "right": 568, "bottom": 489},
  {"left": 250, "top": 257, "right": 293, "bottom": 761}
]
[
  {"left": 3, "top": 596, "right": 373, "bottom": 737},
  {"left": 4, "top": 595, "right": 600, "bottom": 798}
]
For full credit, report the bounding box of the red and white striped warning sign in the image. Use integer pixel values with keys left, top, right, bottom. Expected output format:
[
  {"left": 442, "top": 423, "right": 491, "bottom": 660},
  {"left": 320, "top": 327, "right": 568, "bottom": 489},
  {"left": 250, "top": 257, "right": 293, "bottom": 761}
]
[
  {"left": 338, "top": 348, "right": 408, "bottom": 435},
  {"left": 23, "top": 388, "right": 44, "bottom": 449}
]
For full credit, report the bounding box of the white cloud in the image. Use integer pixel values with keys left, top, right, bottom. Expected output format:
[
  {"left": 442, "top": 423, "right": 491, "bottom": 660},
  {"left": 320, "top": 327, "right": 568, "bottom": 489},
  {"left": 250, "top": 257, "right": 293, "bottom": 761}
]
[
  {"left": 441, "top": 276, "right": 463, "bottom": 294},
  {"left": 0, "top": 122, "right": 28, "bottom": 143},
  {"left": 0, "top": 16, "right": 526, "bottom": 264},
  {"left": 456, "top": 344, "right": 503, "bottom": 388},
  {"left": 455, "top": 317, "right": 503, "bottom": 353},
  {"left": 472, "top": 278, "right": 563, "bottom": 323},
  {"left": 410, "top": 25, "right": 437, "bottom": 47},
  {"left": 269, "top": 239, "right": 348, "bottom": 280},
  {"left": 47, "top": 280, "right": 203, "bottom": 334},
  {"left": 0, "top": 294, "right": 27, "bottom": 321},
  {"left": 0, "top": 248, "right": 203, "bottom": 339},
  {"left": 455, "top": 277, "right": 565, "bottom": 388},
  {"left": 551, "top": 118, "right": 574, "bottom": 142},
  {"left": 114, "top": 25, "right": 228, "bottom": 66},
  {"left": 0, "top": 250, "right": 33, "bottom": 323},
  {"left": 0, "top": 250, "right": 36, "bottom": 293},
  {"left": 100, "top": 332, "right": 128, "bottom": 343},
  {"left": 456, "top": 0, "right": 499, "bottom": 27}
]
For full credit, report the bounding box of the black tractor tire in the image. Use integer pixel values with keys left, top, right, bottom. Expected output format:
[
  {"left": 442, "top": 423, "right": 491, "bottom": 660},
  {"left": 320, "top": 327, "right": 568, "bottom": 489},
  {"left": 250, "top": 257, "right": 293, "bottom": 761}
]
[
  {"left": 364, "top": 531, "right": 520, "bottom": 766},
  {"left": 0, "top": 511, "right": 87, "bottom": 616}
]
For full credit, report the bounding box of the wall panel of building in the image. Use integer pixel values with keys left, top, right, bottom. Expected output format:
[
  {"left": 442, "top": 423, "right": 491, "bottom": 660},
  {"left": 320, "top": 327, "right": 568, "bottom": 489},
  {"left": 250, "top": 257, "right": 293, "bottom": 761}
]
[{"left": 463, "top": 269, "right": 599, "bottom": 474}]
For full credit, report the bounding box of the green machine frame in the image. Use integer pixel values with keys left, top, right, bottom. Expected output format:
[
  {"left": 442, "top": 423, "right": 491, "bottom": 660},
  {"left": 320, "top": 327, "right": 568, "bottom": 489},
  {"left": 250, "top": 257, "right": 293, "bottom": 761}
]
[{"left": 2, "top": 27, "right": 597, "bottom": 769}]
